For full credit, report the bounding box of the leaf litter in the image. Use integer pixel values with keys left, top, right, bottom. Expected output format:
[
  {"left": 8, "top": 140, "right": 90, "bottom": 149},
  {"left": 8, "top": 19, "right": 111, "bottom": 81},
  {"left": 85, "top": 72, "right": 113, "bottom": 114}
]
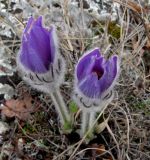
[
  {"left": 0, "top": 0, "right": 150, "bottom": 159},
  {"left": 1, "top": 92, "right": 40, "bottom": 121}
]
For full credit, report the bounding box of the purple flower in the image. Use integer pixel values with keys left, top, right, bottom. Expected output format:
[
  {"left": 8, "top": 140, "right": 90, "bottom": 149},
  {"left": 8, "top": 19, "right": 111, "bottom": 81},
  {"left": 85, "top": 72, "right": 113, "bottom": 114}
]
[
  {"left": 17, "top": 17, "right": 65, "bottom": 93},
  {"left": 19, "top": 16, "right": 56, "bottom": 73},
  {"left": 74, "top": 48, "right": 119, "bottom": 110}
]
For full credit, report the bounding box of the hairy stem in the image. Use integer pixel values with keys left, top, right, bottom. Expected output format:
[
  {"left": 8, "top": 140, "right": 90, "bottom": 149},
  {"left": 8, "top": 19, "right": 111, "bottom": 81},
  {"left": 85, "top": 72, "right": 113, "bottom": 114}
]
[
  {"left": 50, "top": 93, "right": 66, "bottom": 125},
  {"left": 88, "top": 112, "right": 96, "bottom": 131},
  {"left": 54, "top": 89, "right": 71, "bottom": 122},
  {"left": 80, "top": 111, "right": 89, "bottom": 137}
]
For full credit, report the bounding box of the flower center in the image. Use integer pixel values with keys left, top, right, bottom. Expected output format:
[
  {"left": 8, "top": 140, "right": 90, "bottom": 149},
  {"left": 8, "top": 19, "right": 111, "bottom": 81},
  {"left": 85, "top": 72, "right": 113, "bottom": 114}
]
[{"left": 92, "top": 69, "right": 104, "bottom": 80}]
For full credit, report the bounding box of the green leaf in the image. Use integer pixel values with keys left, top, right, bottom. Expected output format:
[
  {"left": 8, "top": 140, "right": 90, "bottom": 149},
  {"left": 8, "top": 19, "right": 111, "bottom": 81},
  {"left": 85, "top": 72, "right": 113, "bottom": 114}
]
[
  {"left": 69, "top": 101, "right": 78, "bottom": 113},
  {"left": 63, "top": 121, "right": 72, "bottom": 133}
]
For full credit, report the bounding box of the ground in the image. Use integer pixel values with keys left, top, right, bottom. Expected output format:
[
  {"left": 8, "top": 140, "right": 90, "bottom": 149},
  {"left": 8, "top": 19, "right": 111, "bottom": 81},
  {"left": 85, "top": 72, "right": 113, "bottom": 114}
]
[{"left": 0, "top": 0, "right": 150, "bottom": 160}]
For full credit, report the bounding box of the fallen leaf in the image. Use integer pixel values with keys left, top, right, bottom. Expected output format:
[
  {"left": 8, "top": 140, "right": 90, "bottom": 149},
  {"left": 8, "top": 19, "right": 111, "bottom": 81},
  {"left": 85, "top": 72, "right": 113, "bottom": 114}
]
[
  {"left": 126, "top": 0, "right": 146, "bottom": 13},
  {"left": 114, "top": 0, "right": 147, "bottom": 13},
  {"left": 145, "top": 39, "right": 150, "bottom": 49},
  {"left": 96, "top": 145, "right": 113, "bottom": 160},
  {"left": 91, "top": 144, "right": 113, "bottom": 160},
  {"left": 95, "top": 144, "right": 105, "bottom": 155},
  {"left": 1, "top": 93, "right": 39, "bottom": 121}
]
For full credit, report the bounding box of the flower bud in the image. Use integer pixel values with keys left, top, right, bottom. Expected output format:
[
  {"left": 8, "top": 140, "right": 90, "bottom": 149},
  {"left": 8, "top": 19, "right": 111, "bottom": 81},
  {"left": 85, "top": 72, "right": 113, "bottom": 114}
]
[{"left": 17, "top": 16, "right": 65, "bottom": 93}]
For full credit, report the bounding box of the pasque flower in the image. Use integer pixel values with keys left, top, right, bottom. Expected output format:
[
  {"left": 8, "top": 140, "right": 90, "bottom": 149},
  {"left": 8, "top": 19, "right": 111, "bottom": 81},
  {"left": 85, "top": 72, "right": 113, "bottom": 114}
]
[
  {"left": 17, "top": 16, "right": 65, "bottom": 93},
  {"left": 73, "top": 48, "right": 119, "bottom": 136},
  {"left": 74, "top": 48, "right": 119, "bottom": 110},
  {"left": 17, "top": 16, "right": 70, "bottom": 126}
]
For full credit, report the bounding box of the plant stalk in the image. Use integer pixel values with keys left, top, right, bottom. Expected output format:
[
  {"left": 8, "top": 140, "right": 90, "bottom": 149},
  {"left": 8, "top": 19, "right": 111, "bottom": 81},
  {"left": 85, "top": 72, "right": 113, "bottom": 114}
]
[
  {"left": 50, "top": 93, "right": 65, "bottom": 125},
  {"left": 88, "top": 112, "right": 96, "bottom": 131},
  {"left": 54, "top": 89, "right": 71, "bottom": 122},
  {"left": 80, "top": 110, "right": 89, "bottom": 137},
  {"left": 50, "top": 89, "right": 71, "bottom": 126}
]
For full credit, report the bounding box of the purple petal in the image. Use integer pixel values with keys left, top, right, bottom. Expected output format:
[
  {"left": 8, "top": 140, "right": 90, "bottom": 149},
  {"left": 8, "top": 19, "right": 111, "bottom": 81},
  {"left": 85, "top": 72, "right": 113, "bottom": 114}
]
[
  {"left": 20, "top": 36, "right": 48, "bottom": 73},
  {"left": 49, "top": 26, "right": 56, "bottom": 63},
  {"left": 19, "top": 16, "right": 59, "bottom": 73},
  {"left": 24, "top": 17, "right": 34, "bottom": 33},
  {"left": 79, "top": 73, "right": 102, "bottom": 98},
  {"left": 20, "top": 26, "right": 52, "bottom": 73},
  {"left": 30, "top": 27, "right": 51, "bottom": 64},
  {"left": 34, "top": 16, "right": 42, "bottom": 27},
  {"left": 76, "top": 48, "right": 101, "bottom": 81},
  {"left": 98, "top": 55, "right": 118, "bottom": 94}
]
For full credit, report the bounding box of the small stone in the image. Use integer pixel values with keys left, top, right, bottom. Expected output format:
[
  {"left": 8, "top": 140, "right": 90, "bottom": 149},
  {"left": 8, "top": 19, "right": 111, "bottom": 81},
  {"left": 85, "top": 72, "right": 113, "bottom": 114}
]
[
  {"left": 17, "top": 138, "right": 24, "bottom": 156},
  {"left": 1, "top": 143, "right": 14, "bottom": 157},
  {"left": 0, "top": 121, "right": 9, "bottom": 135},
  {"left": 78, "top": 0, "right": 90, "bottom": 9},
  {"left": 82, "top": 0, "right": 90, "bottom": 9}
]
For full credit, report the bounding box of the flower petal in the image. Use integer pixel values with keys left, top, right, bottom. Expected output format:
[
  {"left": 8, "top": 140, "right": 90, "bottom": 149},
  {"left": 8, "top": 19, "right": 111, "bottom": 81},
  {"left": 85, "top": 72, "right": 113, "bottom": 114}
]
[
  {"left": 20, "top": 36, "right": 48, "bottom": 73},
  {"left": 20, "top": 22, "right": 54, "bottom": 73},
  {"left": 19, "top": 16, "right": 60, "bottom": 73},
  {"left": 76, "top": 48, "right": 101, "bottom": 81},
  {"left": 49, "top": 26, "right": 57, "bottom": 63},
  {"left": 98, "top": 55, "right": 119, "bottom": 95},
  {"left": 30, "top": 27, "right": 51, "bottom": 62},
  {"left": 79, "top": 73, "right": 102, "bottom": 98},
  {"left": 34, "top": 16, "right": 42, "bottom": 27},
  {"left": 24, "top": 17, "right": 34, "bottom": 33}
]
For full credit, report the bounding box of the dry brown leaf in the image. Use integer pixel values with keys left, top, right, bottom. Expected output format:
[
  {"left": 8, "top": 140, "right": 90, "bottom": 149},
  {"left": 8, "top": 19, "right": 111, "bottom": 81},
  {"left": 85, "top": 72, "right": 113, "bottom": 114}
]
[
  {"left": 145, "top": 39, "right": 150, "bottom": 48},
  {"left": 102, "top": 158, "right": 113, "bottom": 160},
  {"left": 114, "top": 0, "right": 147, "bottom": 13},
  {"left": 1, "top": 94, "right": 38, "bottom": 121},
  {"left": 126, "top": 0, "right": 146, "bottom": 13},
  {"left": 97, "top": 145, "right": 113, "bottom": 160},
  {"left": 91, "top": 144, "right": 113, "bottom": 160},
  {"left": 144, "top": 30, "right": 150, "bottom": 48},
  {"left": 96, "top": 144, "right": 106, "bottom": 155},
  {"left": 91, "top": 143, "right": 106, "bottom": 158}
]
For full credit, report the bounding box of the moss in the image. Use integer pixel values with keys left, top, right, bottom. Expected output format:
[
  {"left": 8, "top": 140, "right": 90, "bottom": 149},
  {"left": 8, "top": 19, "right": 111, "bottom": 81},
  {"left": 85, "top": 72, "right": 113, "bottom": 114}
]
[
  {"left": 108, "top": 22, "right": 121, "bottom": 39},
  {"left": 91, "top": 21, "right": 121, "bottom": 44},
  {"left": 132, "top": 100, "right": 150, "bottom": 115},
  {"left": 23, "top": 122, "right": 37, "bottom": 133},
  {"left": 34, "top": 111, "right": 45, "bottom": 123},
  {"left": 126, "top": 95, "right": 150, "bottom": 115}
]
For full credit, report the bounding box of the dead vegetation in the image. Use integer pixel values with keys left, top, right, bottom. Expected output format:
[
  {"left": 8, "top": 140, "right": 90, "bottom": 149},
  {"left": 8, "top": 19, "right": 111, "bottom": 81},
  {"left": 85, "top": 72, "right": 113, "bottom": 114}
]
[{"left": 0, "top": 0, "right": 150, "bottom": 159}]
